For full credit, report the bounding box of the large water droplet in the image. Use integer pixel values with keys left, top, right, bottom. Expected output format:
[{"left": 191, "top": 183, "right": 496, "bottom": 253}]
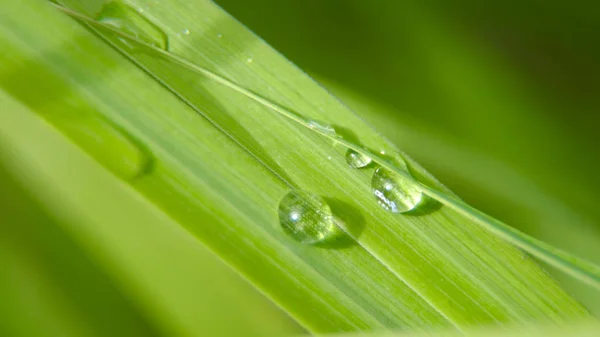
[
  {"left": 96, "top": 1, "right": 169, "bottom": 50},
  {"left": 56, "top": 114, "right": 153, "bottom": 181},
  {"left": 371, "top": 167, "right": 423, "bottom": 213},
  {"left": 278, "top": 190, "right": 338, "bottom": 244},
  {"left": 345, "top": 149, "right": 372, "bottom": 169}
]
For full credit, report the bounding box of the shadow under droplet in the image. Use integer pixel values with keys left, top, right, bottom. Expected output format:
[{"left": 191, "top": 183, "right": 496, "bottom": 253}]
[
  {"left": 401, "top": 161, "right": 444, "bottom": 216},
  {"left": 332, "top": 125, "right": 360, "bottom": 144},
  {"left": 404, "top": 195, "right": 442, "bottom": 216},
  {"left": 314, "top": 198, "right": 366, "bottom": 249}
]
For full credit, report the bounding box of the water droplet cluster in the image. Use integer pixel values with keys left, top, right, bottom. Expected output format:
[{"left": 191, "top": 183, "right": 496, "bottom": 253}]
[{"left": 279, "top": 120, "right": 425, "bottom": 243}]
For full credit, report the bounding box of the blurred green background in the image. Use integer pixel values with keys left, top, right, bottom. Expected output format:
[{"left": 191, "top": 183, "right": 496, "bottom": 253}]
[{"left": 2, "top": 0, "right": 600, "bottom": 335}]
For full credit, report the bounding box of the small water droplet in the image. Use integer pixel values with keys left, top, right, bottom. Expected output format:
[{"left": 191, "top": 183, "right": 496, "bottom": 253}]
[
  {"left": 56, "top": 113, "right": 153, "bottom": 181},
  {"left": 278, "top": 190, "right": 338, "bottom": 244},
  {"left": 380, "top": 150, "right": 386, "bottom": 155},
  {"left": 371, "top": 167, "right": 423, "bottom": 213},
  {"left": 217, "top": 33, "right": 223, "bottom": 39},
  {"left": 182, "top": 28, "right": 190, "bottom": 35},
  {"left": 345, "top": 149, "right": 372, "bottom": 169},
  {"left": 307, "top": 120, "right": 336, "bottom": 137},
  {"left": 96, "top": 1, "right": 169, "bottom": 50},
  {"left": 246, "top": 57, "right": 253, "bottom": 64}
]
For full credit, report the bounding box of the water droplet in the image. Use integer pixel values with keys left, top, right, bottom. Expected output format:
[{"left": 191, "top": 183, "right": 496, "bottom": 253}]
[
  {"left": 371, "top": 167, "right": 423, "bottom": 213},
  {"left": 217, "top": 33, "right": 223, "bottom": 39},
  {"left": 182, "top": 28, "right": 190, "bottom": 36},
  {"left": 55, "top": 113, "right": 153, "bottom": 181},
  {"left": 96, "top": 1, "right": 169, "bottom": 50},
  {"left": 345, "top": 149, "right": 372, "bottom": 169},
  {"left": 307, "top": 120, "right": 336, "bottom": 136},
  {"left": 246, "top": 58, "right": 253, "bottom": 64},
  {"left": 278, "top": 190, "right": 338, "bottom": 244}
]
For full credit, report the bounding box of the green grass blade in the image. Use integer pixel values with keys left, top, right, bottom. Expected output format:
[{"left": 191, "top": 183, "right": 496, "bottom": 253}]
[
  {"left": 55, "top": 2, "right": 600, "bottom": 290},
  {"left": 0, "top": 0, "right": 590, "bottom": 334}
]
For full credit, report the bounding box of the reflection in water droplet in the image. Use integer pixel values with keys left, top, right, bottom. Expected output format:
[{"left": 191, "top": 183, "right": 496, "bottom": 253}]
[
  {"left": 56, "top": 114, "right": 152, "bottom": 181},
  {"left": 278, "top": 190, "right": 338, "bottom": 244},
  {"left": 371, "top": 167, "right": 423, "bottom": 213},
  {"left": 96, "top": 1, "right": 169, "bottom": 50},
  {"left": 182, "top": 28, "right": 190, "bottom": 36},
  {"left": 345, "top": 149, "right": 372, "bottom": 169},
  {"left": 246, "top": 58, "right": 253, "bottom": 63}
]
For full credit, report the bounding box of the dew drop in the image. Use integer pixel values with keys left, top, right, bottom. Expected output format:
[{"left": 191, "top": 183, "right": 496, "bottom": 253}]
[
  {"left": 182, "top": 28, "right": 190, "bottom": 36},
  {"left": 55, "top": 113, "right": 153, "bottom": 181},
  {"left": 371, "top": 167, "right": 423, "bottom": 213},
  {"left": 307, "top": 120, "right": 336, "bottom": 137},
  {"left": 278, "top": 190, "right": 338, "bottom": 244},
  {"left": 96, "top": 1, "right": 169, "bottom": 50},
  {"left": 345, "top": 149, "right": 372, "bottom": 169},
  {"left": 217, "top": 33, "right": 223, "bottom": 39},
  {"left": 246, "top": 57, "right": 253, "bottom": 64}
]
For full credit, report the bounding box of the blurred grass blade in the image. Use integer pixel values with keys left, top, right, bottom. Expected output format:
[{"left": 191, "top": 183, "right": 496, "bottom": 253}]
[
  {"left": 0, "top": 0, "right": 590, "bottom": 334},
  {"left": 0, "top": 164, "right": 161, "bottom": 337},
  {"left": 56, "top": 2, "right": 600, "bottom": 290}
]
